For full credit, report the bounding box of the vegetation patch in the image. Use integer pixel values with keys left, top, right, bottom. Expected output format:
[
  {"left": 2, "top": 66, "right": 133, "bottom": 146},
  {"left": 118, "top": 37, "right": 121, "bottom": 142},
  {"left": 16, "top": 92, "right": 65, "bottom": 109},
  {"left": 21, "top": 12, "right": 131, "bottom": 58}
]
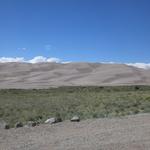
[{"left": 0, "top": 86, "right": 150, "bottom": 127}]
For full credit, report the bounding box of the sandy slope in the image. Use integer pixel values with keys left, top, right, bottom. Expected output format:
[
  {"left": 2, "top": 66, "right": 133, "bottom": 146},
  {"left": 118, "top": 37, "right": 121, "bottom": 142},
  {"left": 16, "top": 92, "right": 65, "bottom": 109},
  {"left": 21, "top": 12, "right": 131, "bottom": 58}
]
[
  {"left": 0, "top": 114, "right": 150, "bottom": 150},
  {"left": 0, "top": 62, "right": 150, "bottom": 89}
]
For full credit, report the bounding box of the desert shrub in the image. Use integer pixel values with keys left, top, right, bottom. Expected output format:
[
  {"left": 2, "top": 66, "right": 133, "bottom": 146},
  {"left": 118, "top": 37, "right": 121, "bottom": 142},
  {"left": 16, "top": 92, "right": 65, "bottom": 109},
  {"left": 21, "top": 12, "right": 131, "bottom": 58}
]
[{"left": 0, "top": 86, "right": 150, "bottom": 127}]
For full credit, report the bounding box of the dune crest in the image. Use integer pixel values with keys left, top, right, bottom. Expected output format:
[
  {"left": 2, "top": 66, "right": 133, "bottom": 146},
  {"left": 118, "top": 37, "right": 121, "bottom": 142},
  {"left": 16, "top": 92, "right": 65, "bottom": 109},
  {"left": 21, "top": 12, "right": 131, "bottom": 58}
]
[{"left": 0, "top": 62, "right": 150, "bottom": 89}]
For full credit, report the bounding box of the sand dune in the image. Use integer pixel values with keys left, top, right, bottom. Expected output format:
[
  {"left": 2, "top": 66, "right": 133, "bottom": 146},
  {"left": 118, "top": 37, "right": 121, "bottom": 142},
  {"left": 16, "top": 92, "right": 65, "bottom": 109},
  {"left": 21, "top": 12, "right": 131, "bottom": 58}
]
[{"left": 0, "top": 62, "right": 150, "bottom": 89}]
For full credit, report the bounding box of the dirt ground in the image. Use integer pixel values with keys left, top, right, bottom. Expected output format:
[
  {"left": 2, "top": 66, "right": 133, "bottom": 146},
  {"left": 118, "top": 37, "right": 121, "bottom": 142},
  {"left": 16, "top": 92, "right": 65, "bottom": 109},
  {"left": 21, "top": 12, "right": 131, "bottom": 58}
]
[{"left": 0, "top": 113, "right": 150, "bottom": 150}]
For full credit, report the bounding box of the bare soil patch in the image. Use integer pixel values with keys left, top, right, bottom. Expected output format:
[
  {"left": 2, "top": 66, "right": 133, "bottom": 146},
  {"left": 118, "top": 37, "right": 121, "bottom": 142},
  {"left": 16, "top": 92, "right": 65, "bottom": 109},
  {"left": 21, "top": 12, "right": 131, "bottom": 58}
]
[{"left": 0, "top": 114, "right": 150, "bottom": 150}]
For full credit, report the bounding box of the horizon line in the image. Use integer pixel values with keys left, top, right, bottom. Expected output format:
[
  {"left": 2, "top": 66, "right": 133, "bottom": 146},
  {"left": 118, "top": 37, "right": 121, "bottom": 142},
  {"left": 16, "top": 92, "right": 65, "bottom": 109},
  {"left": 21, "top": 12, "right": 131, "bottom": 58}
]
[{"left": 0, "top": 56, "right": 150, "bottom": 69}]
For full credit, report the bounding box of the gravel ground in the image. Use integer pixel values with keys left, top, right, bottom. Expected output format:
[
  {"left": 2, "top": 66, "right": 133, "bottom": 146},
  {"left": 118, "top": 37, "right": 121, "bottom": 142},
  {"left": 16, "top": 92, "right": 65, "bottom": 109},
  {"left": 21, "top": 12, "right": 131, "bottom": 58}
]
[{"left": 0, "top": 114, "right": 150, "bottom": 150}]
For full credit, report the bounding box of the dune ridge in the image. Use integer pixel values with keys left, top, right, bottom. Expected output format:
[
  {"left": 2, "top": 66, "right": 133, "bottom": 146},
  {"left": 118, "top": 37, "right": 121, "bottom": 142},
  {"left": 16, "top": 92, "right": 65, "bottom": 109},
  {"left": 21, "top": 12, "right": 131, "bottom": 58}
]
[{"left": 0, "top": 62, "right": 150, "bottom": 89}]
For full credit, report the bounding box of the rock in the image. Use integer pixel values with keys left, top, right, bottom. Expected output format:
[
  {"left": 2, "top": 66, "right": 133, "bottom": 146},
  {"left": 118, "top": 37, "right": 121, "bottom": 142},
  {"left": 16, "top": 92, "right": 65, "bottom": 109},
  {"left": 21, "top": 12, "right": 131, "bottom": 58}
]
[
  {"left": 24, "top": 125, "right": 29, "bottom": 128},
  {"left": 0, "top": 120, "right": 5, "bottom": 128},
  {"left": 55, "top": 117, "right": 62, "bottom": 123},
  {"left": 70, "top": 116, "right": 80, "bottom": 122},
  {"left": 36, "top": 121, "right": 40, "bottom": 126},
  {"left": 15, "top": 122, "right": 23, "bottom": 128},
  {"left": 45, "top": 118, "right": 56, "bottom": 124},
  {"left": 4, "top": 124, "right": 10, "bottom": 129},
  {"left": 27, "top": 121, "right": 37, "bottom": 127},
  {"left": 45, "top": 117, "right": 62, "bottom": 124},
  {"left": 0, "top": 120, "right": 9, "bottom": 129}
]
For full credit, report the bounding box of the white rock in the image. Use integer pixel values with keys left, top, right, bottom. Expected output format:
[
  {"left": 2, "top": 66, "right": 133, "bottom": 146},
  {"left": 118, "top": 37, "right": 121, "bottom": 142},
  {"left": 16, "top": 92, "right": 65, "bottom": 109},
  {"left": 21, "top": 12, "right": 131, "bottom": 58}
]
[
  {"left": 45, "top": 118, "right": 56, "bottom": 124},
  {"left": 70, "top": 116, "right": 80, "bottom": 122}
]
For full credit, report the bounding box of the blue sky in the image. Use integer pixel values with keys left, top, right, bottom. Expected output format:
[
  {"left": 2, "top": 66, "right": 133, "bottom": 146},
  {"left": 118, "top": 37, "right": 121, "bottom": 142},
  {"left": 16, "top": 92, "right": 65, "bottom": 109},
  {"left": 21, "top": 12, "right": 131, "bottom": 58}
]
[{"left": 0, "top": 0, "right": 150, "bottom": 63}]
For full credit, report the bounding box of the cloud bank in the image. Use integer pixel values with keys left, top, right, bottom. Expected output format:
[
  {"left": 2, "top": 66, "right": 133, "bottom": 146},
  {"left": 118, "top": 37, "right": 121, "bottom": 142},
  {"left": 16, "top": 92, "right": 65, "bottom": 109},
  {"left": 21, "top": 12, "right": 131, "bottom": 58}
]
[
  {"left": 0, "top": 57, "right": 25, "bottom": 63},
  {"left": 0, "top": 56, "right": 150, "bottom": 69},
  {"left": 0, "top": 56, "right": 61, "bottom": 63},
  {"left": 127, "top": 63, "right": 150, "bottom": 69},
  {"left": 101, "top": 62, "right": 150, "bottom": 69},
  {"left": 28, "top": 56, "right": 61, "bottom": 63}
]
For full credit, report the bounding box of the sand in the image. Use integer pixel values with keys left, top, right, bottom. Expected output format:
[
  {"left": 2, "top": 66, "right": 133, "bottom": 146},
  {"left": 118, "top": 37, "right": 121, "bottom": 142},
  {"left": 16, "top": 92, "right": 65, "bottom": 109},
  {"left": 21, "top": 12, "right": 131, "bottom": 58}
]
[{"left": 0, "top": 62, "right": 150, "bottom": 89}]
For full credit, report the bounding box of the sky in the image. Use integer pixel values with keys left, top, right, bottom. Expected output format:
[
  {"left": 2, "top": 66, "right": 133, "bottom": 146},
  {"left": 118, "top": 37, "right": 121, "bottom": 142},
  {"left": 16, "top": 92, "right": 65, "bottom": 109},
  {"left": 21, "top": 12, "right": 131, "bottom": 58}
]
[{"left": 0, "top": 0, "right": 150, "bottom": 63}]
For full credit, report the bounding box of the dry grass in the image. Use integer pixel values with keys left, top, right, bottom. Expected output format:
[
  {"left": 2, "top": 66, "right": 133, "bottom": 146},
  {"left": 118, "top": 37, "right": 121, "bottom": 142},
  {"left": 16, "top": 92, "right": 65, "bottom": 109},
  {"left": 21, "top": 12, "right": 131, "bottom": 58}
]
[{"left": 1, "top": 86, "right": 150, "bottom": 127}]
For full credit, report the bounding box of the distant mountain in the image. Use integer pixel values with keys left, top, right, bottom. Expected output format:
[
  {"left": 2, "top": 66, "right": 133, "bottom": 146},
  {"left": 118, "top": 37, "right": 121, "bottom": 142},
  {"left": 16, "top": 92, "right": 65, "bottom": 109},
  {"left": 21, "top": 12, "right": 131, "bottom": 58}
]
[{"left": 0, "top": 62, "right": 150, "bottom": 89}]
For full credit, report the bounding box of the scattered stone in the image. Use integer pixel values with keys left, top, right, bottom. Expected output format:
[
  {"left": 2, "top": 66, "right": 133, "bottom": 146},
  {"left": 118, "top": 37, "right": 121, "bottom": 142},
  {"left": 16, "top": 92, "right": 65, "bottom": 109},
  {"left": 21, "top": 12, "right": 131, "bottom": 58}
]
[
  {"left": 15, "top": 122, "right": 23, "bottom": 128},
  {"left": 36, "top": 121, "right": 40, "bottom": 126},
  {"left": 27, "top": 121, "right": 37, "bottom": 127},
  {"left": 70, "top": 116, "right": 80, "bottom": 122},
  {"left": 45, "top": 117, "right": 62, "bottom": 124},
  {"left": 0, "top": 120, "right": 9, "bottom": 129},
  {"left": 4, "top": 124, "right": 10, "bottom": 129},
  {"left": 45, "top": 118, "right": 56, "bottom": 124},
  {"left": 24, "top": 125, "right": 29, "bottom": 128},
  {"left": 55, "top": 117, "right": 62, "bottom": 123}
]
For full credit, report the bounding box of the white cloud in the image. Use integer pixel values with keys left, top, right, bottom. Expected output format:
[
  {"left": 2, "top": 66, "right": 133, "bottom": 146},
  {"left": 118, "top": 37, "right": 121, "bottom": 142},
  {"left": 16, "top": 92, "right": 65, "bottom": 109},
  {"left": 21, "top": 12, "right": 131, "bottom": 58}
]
[
  {"left": 28, "top": 56, "right": 47, "bottom": 63},
  {"left": 22, "top": 48, "right": 27, "bottom": 51},
  {"left": 28, "top": 56, "right": 61, "bottom": 63},
  {"left": 61, "top": 61, "right": 72, "bottom": 64},
  {"left": 101, "top": 62, "right": 150, "bottom": 70},
  {"left": 0, "top": 57, "right": 25, "bottom": 63},
  {"left": 101, "top": 61, "right": 116, "bottom": 64},
  {"left": 47, "top": 57, "right": 61, "bottom": 63},
  {"left": 0, "top": 57, "right": 150, "bottom": 70},
  {"left": 126, "top": 63, "right": 150, "bottom": 69},
  {"left": 18, "top": 48, "right": 27, "bottom": 51},
  {"left": 0, "top": 56, "right": 61, "bottom": 63}
]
